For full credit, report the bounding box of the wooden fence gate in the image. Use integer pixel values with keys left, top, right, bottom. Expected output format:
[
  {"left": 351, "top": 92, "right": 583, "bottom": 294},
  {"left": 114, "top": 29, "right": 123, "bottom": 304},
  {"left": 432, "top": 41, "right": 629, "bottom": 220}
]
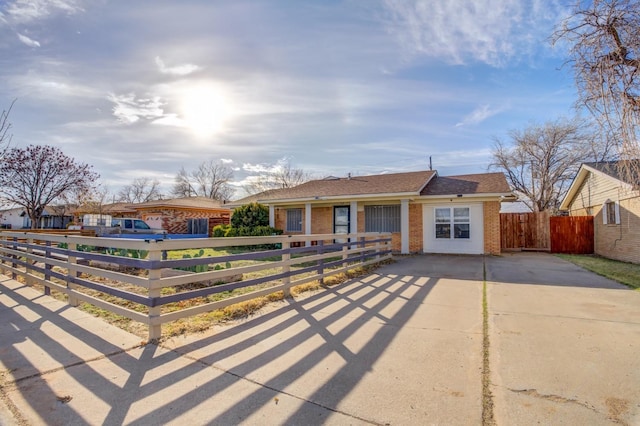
[
  {"left": 500, "top": 211, "right": 550, "bottom": 251},
  {"left": 500, "top": 212, "right": 593, "bottom": 254}
]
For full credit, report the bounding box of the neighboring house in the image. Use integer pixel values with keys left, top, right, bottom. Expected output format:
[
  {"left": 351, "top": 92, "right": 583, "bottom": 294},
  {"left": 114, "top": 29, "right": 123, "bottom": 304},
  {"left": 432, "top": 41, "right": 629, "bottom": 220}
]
[
  {"left": 0, "top": 205, "right": 73, "bottom": 229},
  {"left": 128, "top": 197, "right": 231, "bottom": 234},
  {"left": 231, "top": 170, "right": 513, "bottom": 255},
  {"left": 0, "top": 206, "right": 28, "bottom": 229},
  {"left": 75, "top": 197, "right": 231, "bottom": 235},
  {"left": 560, "top": 160, "right": 640, "bottom": 264}
]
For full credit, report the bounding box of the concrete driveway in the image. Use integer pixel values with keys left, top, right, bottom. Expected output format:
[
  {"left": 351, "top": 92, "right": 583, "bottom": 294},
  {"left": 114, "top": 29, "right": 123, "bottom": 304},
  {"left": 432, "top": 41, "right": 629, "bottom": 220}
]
[{"left": 0, "top": 253, "right": 638, "bottom": 425}]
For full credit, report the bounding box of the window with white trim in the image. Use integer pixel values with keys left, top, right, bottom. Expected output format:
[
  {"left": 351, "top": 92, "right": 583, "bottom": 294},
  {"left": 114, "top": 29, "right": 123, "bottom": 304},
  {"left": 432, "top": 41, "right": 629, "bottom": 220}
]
[
  {"left": 603, "top": 200, "right": 620, "bottom": 225},
  {"left": 286, "top": 208, "right": 303, "bottom": 232},
  {"left": 365, "top": 205, "right": 400, "bottom": 232},
  {"left": 435, "top": 207, "right": 470, "bottom": 239}
]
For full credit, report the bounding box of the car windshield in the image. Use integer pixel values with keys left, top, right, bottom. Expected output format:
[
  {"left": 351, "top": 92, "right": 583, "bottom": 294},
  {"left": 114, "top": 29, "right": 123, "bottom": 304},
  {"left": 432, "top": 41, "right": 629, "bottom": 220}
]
[{"left": 134, "top": 220, "right": 151, "bottom": 230}]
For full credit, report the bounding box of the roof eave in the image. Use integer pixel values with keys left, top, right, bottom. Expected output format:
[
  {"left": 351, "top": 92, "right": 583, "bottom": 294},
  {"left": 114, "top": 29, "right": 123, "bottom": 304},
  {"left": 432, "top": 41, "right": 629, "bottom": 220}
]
[
  {"left": 255, "top": 191, "right": 422, "bottom": 205},
  {"left": 419, "top": 192, "right": 513, "bottom": 200}
]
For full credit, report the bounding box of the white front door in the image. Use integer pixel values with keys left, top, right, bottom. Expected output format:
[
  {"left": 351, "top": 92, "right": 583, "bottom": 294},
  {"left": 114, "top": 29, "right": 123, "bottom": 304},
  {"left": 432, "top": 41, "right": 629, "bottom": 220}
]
[{"left": 423, "top": 203, "right": 484, "bottom": 254}]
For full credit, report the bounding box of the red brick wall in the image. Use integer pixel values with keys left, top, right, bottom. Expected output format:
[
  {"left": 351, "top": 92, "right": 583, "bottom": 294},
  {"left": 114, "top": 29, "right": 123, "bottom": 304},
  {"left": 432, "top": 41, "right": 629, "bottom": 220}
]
[{"left": 136, "top": 208, "right": 230, "bottom": 234}]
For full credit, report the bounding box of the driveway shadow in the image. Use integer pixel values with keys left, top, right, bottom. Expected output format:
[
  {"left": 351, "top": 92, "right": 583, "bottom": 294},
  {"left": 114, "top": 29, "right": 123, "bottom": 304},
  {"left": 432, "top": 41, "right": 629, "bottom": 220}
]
[{"left": 1, "top": 255, "right": 466, "bottom": 425}]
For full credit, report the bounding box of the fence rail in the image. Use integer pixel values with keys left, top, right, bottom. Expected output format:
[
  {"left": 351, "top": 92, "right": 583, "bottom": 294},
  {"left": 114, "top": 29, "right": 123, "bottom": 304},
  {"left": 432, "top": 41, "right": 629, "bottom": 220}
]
[{"left": 0, "top": 231, "right": 392, "bottom": 340}]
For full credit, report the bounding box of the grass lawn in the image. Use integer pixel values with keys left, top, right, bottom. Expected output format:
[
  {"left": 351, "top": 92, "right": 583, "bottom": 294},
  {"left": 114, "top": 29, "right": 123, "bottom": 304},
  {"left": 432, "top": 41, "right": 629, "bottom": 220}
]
[{"left": 556, "top": 254, "right": 640, "bottom": 290}]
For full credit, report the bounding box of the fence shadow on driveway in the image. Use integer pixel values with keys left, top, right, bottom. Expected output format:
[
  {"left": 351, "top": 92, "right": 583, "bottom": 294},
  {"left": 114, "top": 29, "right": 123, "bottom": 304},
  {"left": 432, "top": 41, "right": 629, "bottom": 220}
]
[{"left": 0, "top": 257, "right": 465, "bottom": 425}]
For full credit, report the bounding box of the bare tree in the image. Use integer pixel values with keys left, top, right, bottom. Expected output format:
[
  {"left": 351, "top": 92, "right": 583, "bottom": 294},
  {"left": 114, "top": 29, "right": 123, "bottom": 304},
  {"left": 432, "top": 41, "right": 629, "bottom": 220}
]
[
  {"left": 0, "top": 145, "right": 99, "bottom": 228},
  {"left": 118, "top": 177, "right": 163, "bottom": 203},
  {"left": 244, "top": 159, "right": 311, "bottom": 195},
  {"left": 172, "top": 160, "right": 234, "bottom": 201},
  {"left": 490, "top": 118, "right": 606, "bottom": 212},
  {"left": 553, "top": 0, "right": 640, "bottom": 185},
  {"left": 0, "top": 99, "right": 16, "bottom": 160}
]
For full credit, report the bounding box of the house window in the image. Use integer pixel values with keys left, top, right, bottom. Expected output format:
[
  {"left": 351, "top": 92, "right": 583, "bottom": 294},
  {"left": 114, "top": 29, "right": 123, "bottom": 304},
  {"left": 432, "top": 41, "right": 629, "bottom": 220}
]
[
  {"left": 365, "top": 205, "right": 400, "bottom": 232},
  {"left": 435, "top": 207, "right": 470, "bottom": 239},
  {"left": 286, "top": 208, "right": 303, "bottom": 232},
  {"left": 603, "top": 201, "right": 620, "bottom": 225}
]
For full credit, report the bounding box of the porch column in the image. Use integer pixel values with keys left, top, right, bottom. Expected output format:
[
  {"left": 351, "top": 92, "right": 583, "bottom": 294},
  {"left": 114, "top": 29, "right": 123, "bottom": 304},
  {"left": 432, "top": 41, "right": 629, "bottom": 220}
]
[
  {"left": 401, "top": 199, "right": 409, "bottom": 254},
  {"left": 268, "top": 205, "right": 275, "bottom": 228},
  {"left": 305, "top": 202, "right": 312, "bottom": 247},
  {"left": 350, "top": 201, "right": 358, "bottom": 235}
]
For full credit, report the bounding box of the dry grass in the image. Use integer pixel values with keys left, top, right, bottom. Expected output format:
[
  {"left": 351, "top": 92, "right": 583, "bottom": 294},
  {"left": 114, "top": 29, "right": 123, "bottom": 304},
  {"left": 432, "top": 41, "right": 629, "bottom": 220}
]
[{"left": 8, "top": 252, "right": 392, "bottom": 340}]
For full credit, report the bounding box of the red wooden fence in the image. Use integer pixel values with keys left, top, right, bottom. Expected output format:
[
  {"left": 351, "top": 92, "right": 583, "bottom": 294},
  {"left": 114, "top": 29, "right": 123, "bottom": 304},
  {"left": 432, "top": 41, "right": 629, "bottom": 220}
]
[
  {"left": 500, "top": 213, "right": 594, "bottom": 254},
  {"left": 549, "top": 216, "right": 594, "bottom": 254}
]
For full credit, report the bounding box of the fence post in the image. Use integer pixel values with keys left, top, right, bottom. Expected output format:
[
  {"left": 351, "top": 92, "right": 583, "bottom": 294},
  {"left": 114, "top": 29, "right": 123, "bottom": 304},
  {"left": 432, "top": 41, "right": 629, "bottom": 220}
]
[
  {"left": 282, "top": 240, "right": 291, "bottom": 297},
  {"left": 318, "top": 240, "right": 324, "bottom": 284},
  {"left": 25, "top": 237, "right": 35, "bottom": 286},
  {"left": 360, "top": 236, "right": 366, "bottom": 263},
  {"left": 147, "top": 246, "right": 163, "bottom": 341},
  {"left": 44, "top": 241, "right": 51, "bottom": 295},
  {"left": 11, "top": 237, "right": 17, "bottom": 280},
  {"left": 67, "top": 241, "right": 79, "bottom": 306}
]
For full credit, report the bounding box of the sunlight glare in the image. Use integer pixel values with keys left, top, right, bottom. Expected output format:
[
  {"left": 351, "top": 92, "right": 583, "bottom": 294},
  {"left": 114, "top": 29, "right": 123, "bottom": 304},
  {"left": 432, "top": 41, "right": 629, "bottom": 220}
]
[{"left": 181, "top": 85, "right": 230, "bottom": 137}]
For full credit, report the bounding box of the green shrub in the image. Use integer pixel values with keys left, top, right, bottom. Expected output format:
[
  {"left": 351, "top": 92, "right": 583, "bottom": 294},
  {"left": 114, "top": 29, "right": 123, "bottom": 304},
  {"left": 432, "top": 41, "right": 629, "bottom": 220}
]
[{"left": 231, "top": 202, "right": 269, "bottom": 228}]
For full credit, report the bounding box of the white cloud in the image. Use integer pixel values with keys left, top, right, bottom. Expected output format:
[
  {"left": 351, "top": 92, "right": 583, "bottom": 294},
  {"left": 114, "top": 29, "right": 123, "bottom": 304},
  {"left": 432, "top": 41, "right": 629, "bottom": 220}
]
[
  {"left": 455, "top": 104, "right": 501, "bottom": 127},
  {"left": 381, "top": 0, "right": 565, "bottom": 66},
  {"left": 5, "top": 0, "right": 83, "bottom": 24},
  {"left": 108, "top": 93, "right": 166, "bottom": 124},
  {"left": 155, "top": 56, "right": 200, "bottom": 76},
  {"left": 17, "top": 33, "right": 40, "bottom": 47},
  {"left": 220, "top": 158, "right": 234, "bottom": 164}
]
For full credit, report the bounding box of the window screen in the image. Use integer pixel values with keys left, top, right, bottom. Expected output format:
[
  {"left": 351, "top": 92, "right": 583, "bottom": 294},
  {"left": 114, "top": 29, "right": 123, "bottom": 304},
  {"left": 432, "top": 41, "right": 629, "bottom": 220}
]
[
  {"left": 365, "top": 205, "right": 400, "bottom": 232},
  {"left": 286, "top": 208, "right": 303, "bottom": 232}
]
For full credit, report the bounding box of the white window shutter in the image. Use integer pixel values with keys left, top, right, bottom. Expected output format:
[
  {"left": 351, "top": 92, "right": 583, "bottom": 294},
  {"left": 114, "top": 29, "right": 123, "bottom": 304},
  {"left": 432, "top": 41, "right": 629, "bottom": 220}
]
[
  {"left": 614, "top": 202, "right": 621, "bottom": 224},
  {"left": 602, "top": 201, "right": 608, "bottom": 224}
]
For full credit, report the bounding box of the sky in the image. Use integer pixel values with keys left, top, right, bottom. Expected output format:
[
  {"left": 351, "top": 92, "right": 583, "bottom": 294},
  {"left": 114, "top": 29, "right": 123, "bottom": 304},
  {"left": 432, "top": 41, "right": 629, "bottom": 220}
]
[{"left": 0, "top": 0, "right": 579, "bottom": 200}]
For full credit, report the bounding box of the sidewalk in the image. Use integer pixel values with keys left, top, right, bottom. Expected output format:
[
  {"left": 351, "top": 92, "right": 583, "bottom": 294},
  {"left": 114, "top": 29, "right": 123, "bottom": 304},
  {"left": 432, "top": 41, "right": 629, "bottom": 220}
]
[{"left": 0, "top": 256, "right": 485, "bottom": 425}]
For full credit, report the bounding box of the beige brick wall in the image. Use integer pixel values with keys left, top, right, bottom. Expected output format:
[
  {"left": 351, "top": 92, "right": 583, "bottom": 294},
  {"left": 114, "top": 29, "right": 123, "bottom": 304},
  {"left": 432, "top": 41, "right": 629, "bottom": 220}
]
[
  {"left": 311, "top": 207, "right": 333, "bottom": 234},
  {"left": 483, "top": 201, "right": 501, "bottom": 255},
  {"left": 593, "top": 197, "right": 640, "bottom": 264},
  {"left": 409, "top": 203, "right": 423, "bottom": 253}
]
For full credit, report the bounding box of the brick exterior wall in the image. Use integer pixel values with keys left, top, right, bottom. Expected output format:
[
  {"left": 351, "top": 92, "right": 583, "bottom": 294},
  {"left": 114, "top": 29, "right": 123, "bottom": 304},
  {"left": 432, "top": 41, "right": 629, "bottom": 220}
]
[
  {"left": 311, "top": 207, "right": 333, "bottom": 234},
  {"left": 409, "top": 203, "right": 423, "bottom": 253},
  {"left": 138, "top": 208, "right": 230, "bottom": 234},
  {"left": 274, "top": 201, "right": 501, "bottom": 255},
  {"left": 593, "top": 197, "right": 640, "bottom": 264},
  {"left": 483, "top": 201, "right": 501, "bottom": 255}
]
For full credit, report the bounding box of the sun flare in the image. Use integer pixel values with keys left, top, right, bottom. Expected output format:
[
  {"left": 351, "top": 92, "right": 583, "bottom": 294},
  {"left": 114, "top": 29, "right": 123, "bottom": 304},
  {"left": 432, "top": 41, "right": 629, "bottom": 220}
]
[{"left": 181, "top": 85, "right": 230, "bottom": 137}]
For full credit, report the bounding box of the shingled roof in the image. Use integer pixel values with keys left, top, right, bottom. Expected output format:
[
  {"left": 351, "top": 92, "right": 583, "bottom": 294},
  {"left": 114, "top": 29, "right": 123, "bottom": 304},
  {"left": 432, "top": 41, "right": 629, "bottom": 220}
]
[
  {"left": 232, "top": 170, "right": 511, "bottom": 205},
  {"left": 233, "top": 170, "right": 436, "bottom": 204},
  {"left": 131, "top": 196, "right": 229, "bottom": 210},
  {"left": 420, "top": 172, "right": 511, "bottom": 196},
  {"left": 584, "top": 160, "right": 640, "bottom": 186}
]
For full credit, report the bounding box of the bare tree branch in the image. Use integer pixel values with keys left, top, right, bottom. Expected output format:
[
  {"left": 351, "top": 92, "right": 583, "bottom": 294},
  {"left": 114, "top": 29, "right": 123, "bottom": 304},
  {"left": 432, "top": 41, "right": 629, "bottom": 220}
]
[
  {"left": 244, "top": 159, "right": 311, "bottom": 195},
  {"left": 118, "top": 177, "right": 163, "bottom": 203},
  {"left": 0, "top": 145, "right": 99, "bottom": 228},
  {"left": 490, "top": 118, "right": 607, "bottom": 212},
  {"left": 172, "top": 160, "right": 234, "bottom": 201},
  {"left": 553, "top": 0, "right": 640, "bottom": 186}
]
